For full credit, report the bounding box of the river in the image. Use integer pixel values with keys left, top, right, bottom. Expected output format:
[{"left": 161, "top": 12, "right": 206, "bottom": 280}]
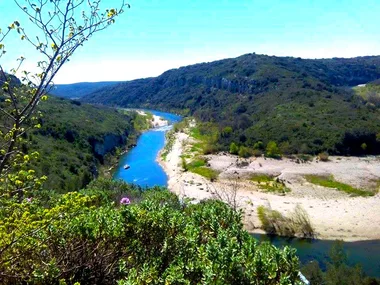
[
  {"left": 113, "top": 110, "right": 182, "bottom": 187},
  {"left": 113, "top": 110, "right": 380, "bottom": 278}
]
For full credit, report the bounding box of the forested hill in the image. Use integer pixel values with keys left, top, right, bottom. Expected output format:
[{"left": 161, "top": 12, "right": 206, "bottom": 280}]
[
  {"left": 82, "top": 53, "right": 380, "bottom": 155},
  {"left": 24, "top": 97, "right": 142, "bottom": 192},
  {"left": 51, "top": 81, "right": 121, "bottom": 99}
]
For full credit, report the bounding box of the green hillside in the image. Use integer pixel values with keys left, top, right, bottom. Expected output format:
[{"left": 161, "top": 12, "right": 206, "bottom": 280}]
[
  {"left": 82, "top": 54, "right": 380, "bottom": 155},
  {"left": 51, "top": 81, "right": 122, "bottom": 99},
  {"left": 354, "top": 79, "right": 380, "bottom": 107},
  {"left": 22, "top": 97, "right": 143, "bottom": 192}
]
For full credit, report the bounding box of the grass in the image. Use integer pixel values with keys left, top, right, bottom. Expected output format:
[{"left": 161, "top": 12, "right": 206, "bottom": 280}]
[
  {"left": 182, "top": 156, "right": 219, "bottom": 181},
  {"left": 250, "top": 174, "right": 290, "bottom": 194},
  {"left": 190, "top": 167, "right": 219, "bottom": 181},
  {"left": 189, "top": 123, "right": 220, "bottom": 155},
  {"left": 187, "top": 159, "right": 206, "bottom": 168},
  {"left": 305, "top": 175, "right": 375, "bottom": 197},
  {"left": 250, "top": 174, "right": 274, "bottom": 183},
  {"left": 257, "top": 205, "right": 315, "bottom": 238}
]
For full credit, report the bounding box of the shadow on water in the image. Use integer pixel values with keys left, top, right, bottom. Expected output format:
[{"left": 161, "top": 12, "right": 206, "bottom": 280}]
[{"left": 252, "top": 233, "right": 380, "bottom": 277}]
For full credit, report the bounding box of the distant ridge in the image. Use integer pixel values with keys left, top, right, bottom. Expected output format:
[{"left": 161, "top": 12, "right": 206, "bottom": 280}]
[
  {"left": 50, "top": 81, "right": 122, "bottom": 99},
  {"left": 81, "top": 53, "right": 380, "bottom": 155}
]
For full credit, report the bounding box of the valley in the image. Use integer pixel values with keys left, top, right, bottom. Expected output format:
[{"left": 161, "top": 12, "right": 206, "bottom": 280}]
[{"left": 3, "top": 0, "right": 380, "bottom": 283}]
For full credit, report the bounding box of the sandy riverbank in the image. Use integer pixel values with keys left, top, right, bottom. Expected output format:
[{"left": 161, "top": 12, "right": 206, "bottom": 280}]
[
  {"left": 136, "top": 110, "right": 168, "bottom": 128},
  {"left": 158, "top": 131, "right": 380, "bottom": 241}
]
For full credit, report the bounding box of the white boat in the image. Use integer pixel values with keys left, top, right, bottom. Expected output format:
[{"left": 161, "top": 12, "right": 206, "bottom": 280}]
[{"left": 123, "top": 164, "right": 130, "bottom": 170}]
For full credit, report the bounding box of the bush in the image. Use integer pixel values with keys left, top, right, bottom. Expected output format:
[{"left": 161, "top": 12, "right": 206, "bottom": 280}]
[
  {"left": 252, "top": 149, "right": 263, "bottom": 157},
  {"left": 257, "top": 205, "right": 315, "bottom": 238},
  {"left": 253, "top": 141, "right": 264, "bottom": 150},
  {"left": 250, "top": 174, "right": 291, "bottom": 194},
  {"left": 318, "top": 152, "right": 329, "bottom": 161},
  {"left": 229, "top": 142, "right": 239, "bottom": 155},
  {"left": 238, "top": 146, "right": 251, "bottom": 158},
  {"left": 265, "top": 141, "right": 281, "bottom": 158},
  {"left": 0, "top": 183, "right": 303, "bottom": 284},
  {"left": 221, "top": 126, "right": 233, "bottom": 137}
]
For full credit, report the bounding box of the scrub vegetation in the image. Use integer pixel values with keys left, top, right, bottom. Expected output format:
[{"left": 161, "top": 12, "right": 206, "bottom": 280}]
[
  {"left": 250, "top": 174, "right": 291, "bottom": 194},
  {"left": 183, "top": 157, "right": 220, "bottom": 181},
  {"left": 305, "top": 175, "right": 376, "bottom": 197},
  {"left": 0, "top": 179, "right": 304, "bottom": 284},
  {"left": 257, "top": 205, "right": 315, "bottom": 238}
]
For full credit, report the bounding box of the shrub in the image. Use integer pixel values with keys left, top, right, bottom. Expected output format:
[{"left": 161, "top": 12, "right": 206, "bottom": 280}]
[
  {"left": 229, "top": 142, "right": 239, "bottom": 155},
  {"left": 257, "top": 205, "right": 314, "bottom": 238},
  {"left": 252, "top": 149, "right": 263, "bottom": 157},
  {"left": 253, "top": 141, "right": 264, "bottom": 150},
  {"left": 318, "top": 152, "right": 329, "bottom": 161},
  {"left": 0, "top": 185, "right": 303, "bottom": 284},
  {"left": 238, "top": 146, "right": 251, "bottom": 158},
  {"left": 221, "top": 126, "right": 233, "bottom": 138},
  {"left": 251, "top": 174, "right": 291, "bottom": 194},
  {"left": 265, "top": 141, "right": 281, "bottom": 158}
]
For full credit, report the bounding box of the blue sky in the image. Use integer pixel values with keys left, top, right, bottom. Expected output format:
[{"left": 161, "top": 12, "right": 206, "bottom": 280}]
[{"left": 1, "top": 0, "right": 380, "bottom": 83}]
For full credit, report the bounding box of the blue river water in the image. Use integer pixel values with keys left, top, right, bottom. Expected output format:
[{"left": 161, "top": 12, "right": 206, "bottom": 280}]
[
  {"left": 252, "top": 234, "right": 380, "bottom": 277},
  {"left": 113, "top": 110, "right": 380, "bottom": 278},
  {"left": 113, "top": 110, "right": 182, "bottom": 187}
]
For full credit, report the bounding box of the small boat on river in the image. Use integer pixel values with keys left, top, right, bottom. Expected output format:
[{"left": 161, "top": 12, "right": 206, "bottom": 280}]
[{"left": 123, "top": 164, "right": 130, "bottom": 170}]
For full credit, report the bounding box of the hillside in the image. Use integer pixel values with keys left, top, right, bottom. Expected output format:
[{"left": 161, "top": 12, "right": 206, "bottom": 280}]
[
  {"left": 23, "top": 97, "right": 143, "bottom": 192},
  {"left": 51, "top": 81, "right": 121, "bottom": 99},
  {"left": 354, "top": 79, "right": 380, "bottom": 107},
  {"left": 82, "top": 54, "right": 380, "bottom": 155}
]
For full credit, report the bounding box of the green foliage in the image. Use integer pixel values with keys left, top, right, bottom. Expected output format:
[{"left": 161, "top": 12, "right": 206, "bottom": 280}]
[
  {"left": 257, "top": 205, "right": 314, "bottom": 238},
  {"left": 238, "top": 146, "right": 250, "bottom": 158},
  {"left": 24, "top": 97, "right": 140, "bottom": 192},
  {"left": 354, "top": 80, "right": 380, "bottom": 107},
  {"left": 184, "top": 157, "right": 219, "bottom": 181},
  {"left": 0, "top": 180, "right": 303, "bottom": 284},
  {"left": 254, "top": 141, "right": 265, "bottom": 150},
  {"left": 265, "top": 141, "right": 281, "bottom": 158},
  {"left": 221, "top": 126, "right": 233, "bottom": 137},
  {"left": 0, "top": 0, "right": 127, "bottom": 188},
  {"left": 250, "top": 174, "right": 290, "bottom": 194},
  {"left": 161, "top": 129, "right": 176, "bottom": 161},
  {"left": 190, "top": 166, "right": 219, "bottom": 181},
  {"left": 128, "top": 110, "right": 153, "bottom": 131},
  {"left": 230, "top": 142, "right": 239, "bottom": 154},
  {"left": 51, "top": 81, "right": 121, "bottom": 99},
  {"left": 82, "top": 54, "right": 380, "bottom": 155},
  {"left": 305, "top": 175, "right": 375, "bottom": 197},
  {"left": 189, "top": 122, "right": 220, "bottom": 154}
]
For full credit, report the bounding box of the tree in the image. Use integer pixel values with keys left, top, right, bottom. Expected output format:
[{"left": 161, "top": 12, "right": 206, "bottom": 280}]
[
  {"left": 238, "top": 145, "right": 250, "bottom": 158},
  {"left": 266, "top": 141, "right": 281, "bottom": 158},
  {"left": 0, "top": 0, "right": 127, "bottom": 196},
  {"left": 229, "top": 142, "right": 239, "bottom": 154}
]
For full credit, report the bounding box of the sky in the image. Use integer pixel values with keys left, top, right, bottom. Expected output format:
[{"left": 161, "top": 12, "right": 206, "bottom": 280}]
[{"left": 1, "top": 0, "right": 380, "bottom": 84}]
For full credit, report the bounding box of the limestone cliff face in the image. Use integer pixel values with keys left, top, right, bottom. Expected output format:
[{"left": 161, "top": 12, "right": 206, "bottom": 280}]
[{"left": 89, "top": 131, "right": 129, "bottom": 163}]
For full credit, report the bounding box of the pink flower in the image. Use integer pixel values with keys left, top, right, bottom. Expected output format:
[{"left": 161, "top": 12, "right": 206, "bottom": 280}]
[
  {"left": 120, "top": 197, "right": 131, "bottom": 205},
  {"left": 26, "top": 197, "right": 33, "bottom": 203}
]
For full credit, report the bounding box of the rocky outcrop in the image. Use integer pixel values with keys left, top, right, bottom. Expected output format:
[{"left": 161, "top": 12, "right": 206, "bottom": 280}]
[{"left": 89, "top": 131, "right": 129, "bottom": 163}]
